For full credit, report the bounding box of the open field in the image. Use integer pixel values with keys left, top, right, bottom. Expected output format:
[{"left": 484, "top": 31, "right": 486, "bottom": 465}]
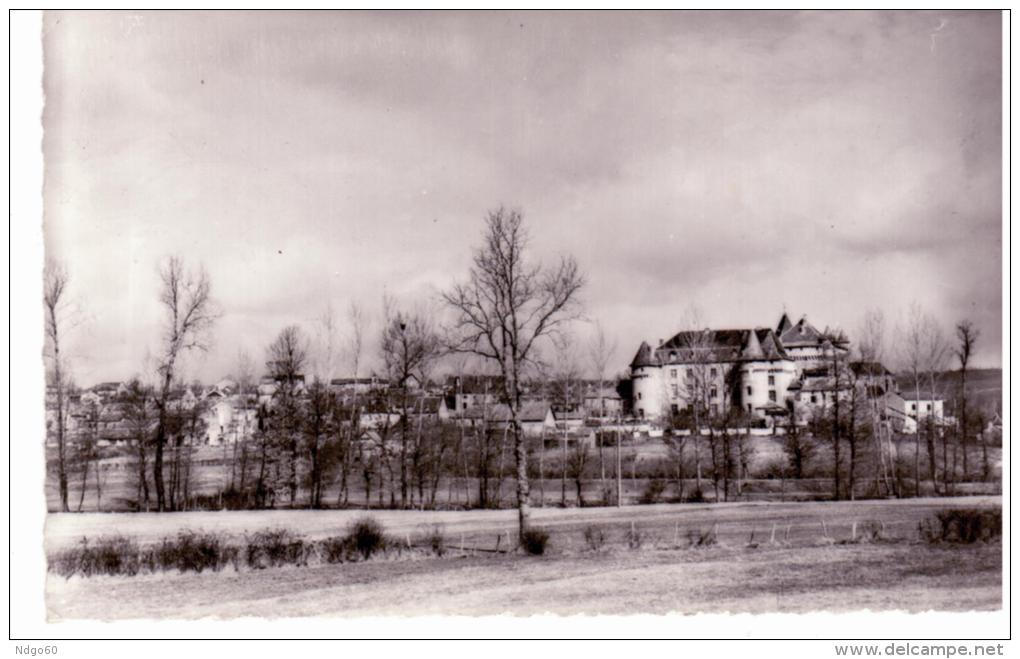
[{"left": 45, "top": 496, "right": 1001, "bottom": 618}]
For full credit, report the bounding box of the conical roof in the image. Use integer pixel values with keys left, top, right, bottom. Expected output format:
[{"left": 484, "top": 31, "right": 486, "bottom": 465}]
[
  {"left": 741, "top": 329, "right": 764, "bottom": 360},
  {"left": 629, "top": 341, "right": 657, "bottom": 368},
  {"left": 777, "top": 312, "right": 793, "bottom": 335}
]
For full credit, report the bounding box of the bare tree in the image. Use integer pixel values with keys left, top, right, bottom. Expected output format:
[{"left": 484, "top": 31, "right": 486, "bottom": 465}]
[
  {"left": 267, "top": 325, "right": 308, "bottom": 506},
  {"left": 302, "top": 378, "right": 333, "bottom": 508},
  {"left": 335, "top": 302, "right": 368, "bottom": 507},
  {"left": 923, "top": 317, "right": 950, "bottom": 493},
  {"left": 121, "top": 378, "right": 155, "bottom": 510},
  {"left": 43, "top": 260, "right": 72, "bottom": 511},
  {"left": 379, "top": 297, "right": 441, "bottom": 508},
  {"left": 153, "top": 257, "right": 216, "bottom": 511},
  {"left": 443, "top": 207, "right": 585, "bottom": 535},
  {"left": 955, "top": 321, "right": 979, "bottom": 479},
  {"left": 588, "top": 320, "right": 617, "bottom": 503},
  {"left": 312, "top": 304, "right": 340, "bottom": 384},
  {"left": 899, "top": 303, "right": 926, "bottom": 496},
  {"left": 821, "top": 327, "right": 850, "bottom": 500},
  {"left": 857, "top": 308, "right": 896, "bottom": 497}
]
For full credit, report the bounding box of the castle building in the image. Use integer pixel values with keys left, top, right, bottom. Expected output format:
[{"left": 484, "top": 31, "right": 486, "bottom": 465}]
[{"left": 629, "top": 313, "right": 848, "bottom": 424}]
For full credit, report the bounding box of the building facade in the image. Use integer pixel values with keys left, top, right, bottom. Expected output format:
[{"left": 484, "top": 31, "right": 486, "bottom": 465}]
[{"left": 629, "top": 313, "right": 848, "bottom": 425}]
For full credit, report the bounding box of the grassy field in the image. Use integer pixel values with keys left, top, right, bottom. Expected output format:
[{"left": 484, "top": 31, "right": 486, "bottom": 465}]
[{"left": 45, "top": 496, "right": 1001, "bottom": 618}]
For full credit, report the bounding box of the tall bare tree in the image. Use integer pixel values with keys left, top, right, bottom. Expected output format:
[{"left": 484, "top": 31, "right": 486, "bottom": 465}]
[
  {"left": 857, "top": 308, "right": 895, "bottom": 497},
  {"left": 121, "top": 378, "right": 155, "bottom": 510},
  {"left": 43, "top": 260, "right": 72, "bottom": 511},
  {"left": 899, "top": 302, "right": 926, "bottom": 496},
  {"left": 923, "top": 318, "right": 950, "bottom": 493},
  {"left": 380, "top": 297, "right": 440, "bottom": 508},
  {"left": 587, "top": 320, "right": 617, "bottom": 503},
  {"left": 955, "top": 321, "right": 979, "bottom": 479},
  {"left": 153, "top": 257, "right": 216, "bottom": 511},
  {"left": 267, "top": 325, "right": 308, "bottom": 506},
  {"left": 443, "top": 207, "right": 585, "bottom": 535}
]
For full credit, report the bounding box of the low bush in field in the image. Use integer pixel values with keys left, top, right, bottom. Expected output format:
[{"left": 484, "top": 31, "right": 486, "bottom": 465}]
[
  {"left": 582, "top": 524, "right": 606, "bottom": 552},
  {"left": 153, "top": 531, "right": 236, "bottom": 573},
  {"left": 420, "top": 524, "right": 446, "bottom": 557},
  {"left": 687, "top": 526, "right": 717, "bottom": 547},
  {"left": 640, "top": 479, "right": 667, "bottom": 505},
  {"left": 348, "top": 517, "right": 388, "bottom": 560},
  {"left": 520, "top": 528, "right": 550, "bottom": 555},
  {"left": 52, "top": 536, "right": 141, "bottom": 578},
  {"left": 245, "top": 528, "right": 310, "bottom": 569},
  {"left": 625, "top": 523, "right": 644, "bottom": 550},
  {"left": 50, "top": 518, "right": 405, "bottom": 577},
  {"left": 318, "top": 535, "right": 352, "bottom": 564},
  {"left": 919, "top": 508, "right": 1002, "bottom": 544}
]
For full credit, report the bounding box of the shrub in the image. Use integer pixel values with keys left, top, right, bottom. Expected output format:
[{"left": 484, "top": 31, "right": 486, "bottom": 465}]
[
  {"left": 51, "top": 536, "right": 141, "bottom": 578},
  {"left": 858, "top": 520, "right": 886, "bottom": 543},
  {"left": 318, "top": 535, "right": 352, "bottom": 564},
  {"left": 687, "top": 526, "right": 717, "bottom": 547},
  {"left": 520, "top": 528, "right": 550, "bottom": 555},
  {"left": 920, "top": 508, "right": 1002, "bottom": 544},
  {"left": 420, "top": 524, "right": 446, "bottom": 557},
  {"left": 685, "top": 489, "right": 706, "bottom": 504},
  {"left": 582, "top": 524, "right": 606, "bottom": 552},
  {"left": 640, "top": 479, "right": 667, "bottom": 505},
  {"left": 154, "top": 531, "right": 232, "bottom": 573},
  {"left": 245, "top": 528, "right": 309, "bottom": 569},
  {"left": 348, "top": 517, "right": 387, "bottom": 560},
  {"left": 625, "top": 523, "right": 643, "bottom": 550}
]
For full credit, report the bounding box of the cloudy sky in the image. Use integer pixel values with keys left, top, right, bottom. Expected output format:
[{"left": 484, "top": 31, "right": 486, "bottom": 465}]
[{"left": 42, "top": 10, "right": 1003, "bottom": 385}]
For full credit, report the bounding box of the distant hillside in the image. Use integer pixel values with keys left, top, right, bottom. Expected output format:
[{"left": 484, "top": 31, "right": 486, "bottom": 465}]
[{"left": 895, "top": 368, "right": 1001, "bottom": 414}]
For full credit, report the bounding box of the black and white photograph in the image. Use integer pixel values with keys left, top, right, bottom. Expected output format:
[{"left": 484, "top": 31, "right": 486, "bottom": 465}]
[{"left": 10, "top": 7, "right": 1008, "bottom": 646}]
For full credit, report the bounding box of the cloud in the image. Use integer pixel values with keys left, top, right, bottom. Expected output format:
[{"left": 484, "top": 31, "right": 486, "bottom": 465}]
[{"left": 42, "top": 10, "right": 1003, "bottom": 384}]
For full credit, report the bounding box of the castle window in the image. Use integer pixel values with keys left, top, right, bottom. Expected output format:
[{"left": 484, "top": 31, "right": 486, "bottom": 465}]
[
  {"left": 671, "top": 404, "right": 679, "bottom": 415},
  {"left": 710, "top": 367, "right": 717, "bottom": 378},
  {"left": 670, "top": 369, "right": 677, "bottom": 379},
  {"left": 746, "top": 386, "right": 752, "bottom": 396},
  {"left": 669, "top": 351, "right": 677, "bottom": 361},
  {"left": 769, "top": 390, "right": 777, "bottom": 402},
  {"left": 671, "top": 384, "right": 678, "bottom": 397},
  {"left": 710, "top": 387, "right": 718, "bottom": 399},
  {"left": 637, "top": 392, "right": 642, "bottom": 400},
  {"left": 811, "top": 394, "right": 817, "bottom": 404},
  {"left": 911, "top": 403, "right": 916, "bottom": 411},
  {"left": 768, "top": 375, "right": 775, "bottom": 385},
  {"left": 638, "top": 408, "right": 644, "bottom": 418},
  {"left": 926, "top": 403, "right": 931, "bottom": 412}
]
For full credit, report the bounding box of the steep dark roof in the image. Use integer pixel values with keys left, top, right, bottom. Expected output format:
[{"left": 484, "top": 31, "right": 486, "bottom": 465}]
[
  {"left": 741, "top": 328, "right": 764, "bottom": 359},
  {"left": 656, "top": 328, "right": 788, "bottom": 363},
  {"left": 777, "top": 312, "right": 793, "bottom": 335},
  {"left": 780, "top": 316, "right": 824, "bottom": 348},
  {"left": 629, "top": 341, "right": 656, "bottom": 368}
]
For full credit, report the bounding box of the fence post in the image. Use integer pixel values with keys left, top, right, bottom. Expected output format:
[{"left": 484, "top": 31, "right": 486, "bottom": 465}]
[
  {"left": 851, "top": 521, "right": 857, "bottom": 542},
  {"left": 770, "top": 523, "right": 777, "bottom": 544}
]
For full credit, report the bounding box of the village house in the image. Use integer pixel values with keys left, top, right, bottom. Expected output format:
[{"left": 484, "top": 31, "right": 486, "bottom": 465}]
[{"left": 460, "top": 401, "right": 555, "bottom": 437}]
